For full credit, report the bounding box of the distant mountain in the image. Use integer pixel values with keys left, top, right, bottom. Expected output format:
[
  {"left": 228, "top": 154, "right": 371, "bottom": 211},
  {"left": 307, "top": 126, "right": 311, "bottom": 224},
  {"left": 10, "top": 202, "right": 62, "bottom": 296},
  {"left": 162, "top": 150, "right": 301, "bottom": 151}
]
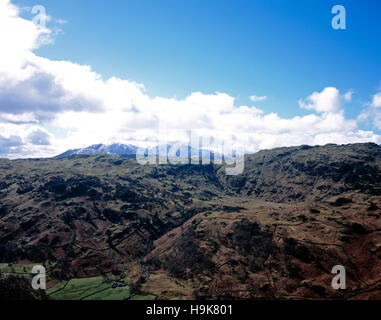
[
  {"left": 57, "top": 143, "right": 138, "bottom": 158},
  {"left": 57, "top": 143, "right": 227, "bottom": 160}
]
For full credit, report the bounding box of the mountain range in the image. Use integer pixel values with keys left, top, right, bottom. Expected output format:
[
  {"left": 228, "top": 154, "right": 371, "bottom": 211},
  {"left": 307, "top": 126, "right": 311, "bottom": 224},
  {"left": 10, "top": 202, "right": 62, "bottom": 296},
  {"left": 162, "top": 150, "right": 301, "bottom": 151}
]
[
  {"left": 0, "top": 142, "right": 381, "bottom": 300},
  {"left": 57, "top": 142, "right": 227, "bottom": 160}
]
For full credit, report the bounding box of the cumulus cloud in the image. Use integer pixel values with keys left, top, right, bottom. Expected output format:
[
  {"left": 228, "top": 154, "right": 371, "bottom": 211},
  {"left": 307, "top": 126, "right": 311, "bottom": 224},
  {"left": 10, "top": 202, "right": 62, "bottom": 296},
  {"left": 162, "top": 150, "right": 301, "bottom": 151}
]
[
  {"left": 298, "top": 87, "right": 352, "bottom": 114},
  {"left": 250, "top": 95, "right": 267, "bottom": 102},
  {"left": 0, "top": 0, "right": 380, "bottom": 159}
]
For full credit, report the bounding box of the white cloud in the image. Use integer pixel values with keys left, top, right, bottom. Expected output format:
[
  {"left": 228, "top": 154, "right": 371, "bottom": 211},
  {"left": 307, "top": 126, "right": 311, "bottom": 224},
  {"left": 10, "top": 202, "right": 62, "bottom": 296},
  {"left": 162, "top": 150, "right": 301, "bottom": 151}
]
[
  {"left": 371, "top": 93, "right": 381, "bottom": 108},
  {"left": 298, "top": 87, "right": 352, "bottom": 114},
  {"left": 250, "top": 95, "right": 267, "bottom": 102},
  {"left": 27, "top": 128, "right": 51, "bottom": 146},
  {"left": 0, "top": 0, "right": 380, "bottom": 159},
  {"left": 358, "top": 91, "right": 381, "bottom": 130},
  {"left": 343, "top": 90, "right": 354, "bottom": 102}
]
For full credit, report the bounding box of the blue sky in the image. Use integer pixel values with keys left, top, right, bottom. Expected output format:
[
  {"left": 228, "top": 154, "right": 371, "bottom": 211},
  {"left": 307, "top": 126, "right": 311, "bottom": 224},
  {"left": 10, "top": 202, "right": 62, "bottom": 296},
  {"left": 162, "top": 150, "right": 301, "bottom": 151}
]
[
  {"left": 1, "top": 0, "right": 381, "bottom": 158},
  {"left": 17, "top": 0, "right": 381, "bottom": 118}
]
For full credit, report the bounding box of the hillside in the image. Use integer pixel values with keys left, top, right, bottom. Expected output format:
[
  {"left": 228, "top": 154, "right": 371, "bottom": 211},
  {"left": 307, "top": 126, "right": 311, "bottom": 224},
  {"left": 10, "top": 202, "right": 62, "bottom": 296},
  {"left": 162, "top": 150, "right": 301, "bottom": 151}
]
[{"left": 0, "top": 143, "right": 380, "bottom": 299}]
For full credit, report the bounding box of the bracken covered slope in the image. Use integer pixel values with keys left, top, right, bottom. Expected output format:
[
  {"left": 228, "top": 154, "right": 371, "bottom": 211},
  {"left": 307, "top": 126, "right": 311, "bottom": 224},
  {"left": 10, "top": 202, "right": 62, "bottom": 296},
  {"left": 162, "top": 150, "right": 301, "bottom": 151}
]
[{"left": 0, "top": 143, "right": 380, "bottom": 299}]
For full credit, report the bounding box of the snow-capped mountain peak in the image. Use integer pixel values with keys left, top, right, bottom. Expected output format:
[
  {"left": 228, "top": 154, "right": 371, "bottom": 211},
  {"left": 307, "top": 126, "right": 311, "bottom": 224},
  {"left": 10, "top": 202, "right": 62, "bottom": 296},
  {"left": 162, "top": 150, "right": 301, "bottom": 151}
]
[{"left": 57, "top": 143, "right": 138, "bottom": 158}]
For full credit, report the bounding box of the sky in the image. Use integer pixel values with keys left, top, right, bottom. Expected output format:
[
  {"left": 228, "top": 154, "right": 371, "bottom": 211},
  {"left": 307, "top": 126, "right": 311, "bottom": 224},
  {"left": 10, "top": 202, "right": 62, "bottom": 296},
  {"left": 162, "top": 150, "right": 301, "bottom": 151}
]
[{"left": 1, "top": 0, "right": 381, "bottom": 158}]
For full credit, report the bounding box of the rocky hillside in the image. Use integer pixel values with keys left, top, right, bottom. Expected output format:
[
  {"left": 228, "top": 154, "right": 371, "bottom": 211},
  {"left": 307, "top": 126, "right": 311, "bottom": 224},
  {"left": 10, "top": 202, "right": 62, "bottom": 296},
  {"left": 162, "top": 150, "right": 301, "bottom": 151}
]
[
  {"left": 220, "top": 143, "right": 381, "bottom": 201},
  {"left": 0, "top": 143, "right": 380, "bottom": 299}
]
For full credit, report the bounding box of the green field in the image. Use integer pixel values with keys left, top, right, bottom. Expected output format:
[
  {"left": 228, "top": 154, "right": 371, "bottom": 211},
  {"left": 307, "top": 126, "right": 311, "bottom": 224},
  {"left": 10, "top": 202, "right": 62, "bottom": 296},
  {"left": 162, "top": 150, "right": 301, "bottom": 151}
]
[
  {"left": 47, "top": 277, "right": 131, "bottom": 300},
  {"left": 0, "top": 264, "right": 134, "bottom": 300},
  {"left": 82, "top": 286, "right": 131, "bottom": 300},
  {"left": 0, "top": 263, "right": 39, "bottom": 275},
  {"left": 132, "top": 294, "right": 156, "bottom": 300}
]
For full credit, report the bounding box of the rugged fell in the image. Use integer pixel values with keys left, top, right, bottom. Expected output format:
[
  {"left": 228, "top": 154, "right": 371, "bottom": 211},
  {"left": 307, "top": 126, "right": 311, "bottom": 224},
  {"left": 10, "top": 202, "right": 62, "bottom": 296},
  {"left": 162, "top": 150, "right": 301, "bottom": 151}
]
[{"left": 0, "top": 143, "right": 380, "bottom": 299}]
